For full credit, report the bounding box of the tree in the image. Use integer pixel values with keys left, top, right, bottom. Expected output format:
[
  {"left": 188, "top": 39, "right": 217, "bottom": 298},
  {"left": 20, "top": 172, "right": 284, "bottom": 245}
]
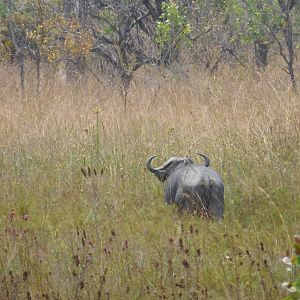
[
  {"left": 0, "top": 0, "right": 95, "bottom": 92},
  {"left": 81, "top": 1, "right": 169, "bottom": 107},
  {"left": 155, "top": 2, "right": 191, "bottom": 65},
  {"left": 2, "top": 0, "right": 27, "bottom": 93},
  {"left": 225, "top": 0, "right": 297, "bottom": 86},
  {"left": 277, "top": 0, "right": 296, "bottom": 88},
  {"left": 1, "top": 0, "right": 298, "bottom": 94}
]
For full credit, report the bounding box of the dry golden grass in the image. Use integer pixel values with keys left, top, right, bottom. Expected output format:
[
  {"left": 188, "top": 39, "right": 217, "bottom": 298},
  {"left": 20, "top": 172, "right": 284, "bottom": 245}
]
[{"left": 0, "top": 63, "right": 299, "bottom": 299}]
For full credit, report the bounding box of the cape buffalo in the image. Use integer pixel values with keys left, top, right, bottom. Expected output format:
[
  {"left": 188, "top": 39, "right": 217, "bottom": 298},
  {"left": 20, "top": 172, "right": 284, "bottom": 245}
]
[{"left": 146, "top": 153, "right": 224, "bottom": 220}]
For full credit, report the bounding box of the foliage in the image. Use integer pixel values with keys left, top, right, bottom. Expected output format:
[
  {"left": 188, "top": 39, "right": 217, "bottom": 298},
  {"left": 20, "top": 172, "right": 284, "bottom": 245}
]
[
  {"left": 155, "top": 2, "right": 191, "bottom": 63},
  {"left": 223, "top": 0, "right": 284, "bottom": 45},
  {"left": 27, "top": 15, "right": 94, "bottom": 62},
  {"left": 1, "top": 0, "right": 299, "bottom": 86},
  {"left": 156, "top": 2, "right": 191, "bottom": 48},
  {"left": 0, "top": 0, "right": 94, "bottom": 64},
  {"left": 0, "top": 0, "right": 6, "bottom": 16}
]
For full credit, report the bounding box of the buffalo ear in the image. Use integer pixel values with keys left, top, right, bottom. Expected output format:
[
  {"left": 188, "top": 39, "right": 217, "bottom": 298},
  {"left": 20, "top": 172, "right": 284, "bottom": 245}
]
[{"left": 155, "top": 171, "right": 167, "bottom": 182}]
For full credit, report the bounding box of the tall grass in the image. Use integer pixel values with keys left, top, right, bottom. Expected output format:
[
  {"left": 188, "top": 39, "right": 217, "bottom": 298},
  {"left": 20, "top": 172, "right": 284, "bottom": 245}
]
[{"left": 0, "top": 64, "right": 299, "bottom": 299}]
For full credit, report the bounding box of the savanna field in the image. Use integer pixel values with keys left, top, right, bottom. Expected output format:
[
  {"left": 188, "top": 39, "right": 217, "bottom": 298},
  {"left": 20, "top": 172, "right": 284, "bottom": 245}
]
[{"left": 0, "top": 65, "right": 299, "bottom": 299}]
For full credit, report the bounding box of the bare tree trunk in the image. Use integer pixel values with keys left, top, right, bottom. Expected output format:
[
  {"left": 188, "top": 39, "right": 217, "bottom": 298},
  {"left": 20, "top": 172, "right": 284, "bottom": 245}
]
[
  {"left": 283, "top": 16, "right": 296, "bottom": 88},
  {"left": 254, "top": 40, "right": 269, "bottom": 70},
  {"left": 78, "top": 0, "right": 89, "bottom": 21},
  {"left": 278, "top": 0, "right": 296, "bottom": 88},
  {"left": 19, "top": 54, "right": 25, "bottom": 94},
  {"left": 63, "top": 0, "right": 87, "bottom": 82},
  {"left": 142, "top": 0, "right": 164, "bottom": 21},
  {"left": 36, "top": 55, "right": 41, "bottom": 97},
  {"left": 4, "top": 0, "right": 26, "bottom": 96}
]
